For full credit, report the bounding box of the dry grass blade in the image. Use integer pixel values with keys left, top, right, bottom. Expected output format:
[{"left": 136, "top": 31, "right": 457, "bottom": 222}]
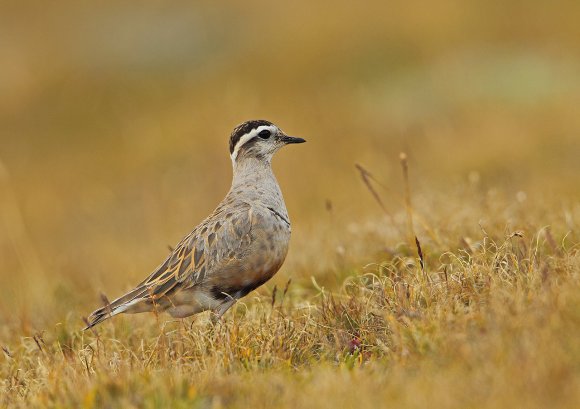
[
  {"left": 356, "top": 161, "right": 441, "bottom": 245},
  {"left": 32, "top": 333, "right": 45, "bottom": 353},
  {"left": 283, "top": 279, "right": 292, "bottom": 297},
  {"left": 355, "top": 163, "right": 392, "bottom": 217},
  {"left": 415, "top": 236, "right": 425, "bottom": 271},
  {"left": 545, "top": 226, "right": 561, "bottom": 256},
  {"left": 400, "top": 152, "right": 416, "bottom": 245},
  {"left": 271, "top": 285, "right": 277, "bottom": 308},
  {"left": 1, "top": 345, "right": 12, "bottom": 359},
  {"left": 355, "top": 163, "right": 403, "bottom": 236}
]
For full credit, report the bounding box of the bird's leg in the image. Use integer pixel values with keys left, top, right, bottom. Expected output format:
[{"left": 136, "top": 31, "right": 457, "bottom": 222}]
[
  {"left": 209, "top": 312, "right": 220, "bottom": 326},
  {"left": 207, "top": 300, "right": 235, "bottom": 339},
  {"left": 210, "top": 299, "right": 236, "bottom": 325}
]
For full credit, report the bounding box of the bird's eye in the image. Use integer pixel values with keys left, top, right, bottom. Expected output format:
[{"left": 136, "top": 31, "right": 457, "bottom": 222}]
[{"left": 258, "top": 130, "right": 271, "bottom": 139}]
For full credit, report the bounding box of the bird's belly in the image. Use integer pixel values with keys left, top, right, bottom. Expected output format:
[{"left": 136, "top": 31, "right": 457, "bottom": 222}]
[
  {"left": 168, "top": 288, "right": 224, "bottom": 317},
  {"left": 208, "top": 217, "right": 290, "bottom": 301}
]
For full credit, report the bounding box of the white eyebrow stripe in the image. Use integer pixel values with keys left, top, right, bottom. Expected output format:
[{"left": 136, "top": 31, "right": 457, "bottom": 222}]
[{"left": 230, "top": 125, "right": 277, "bottom": 161}]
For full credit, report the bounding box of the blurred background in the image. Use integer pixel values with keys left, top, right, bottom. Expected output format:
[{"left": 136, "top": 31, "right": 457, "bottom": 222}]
[{"left": 1, "top": 0, "right": 579, "bottom": 326}]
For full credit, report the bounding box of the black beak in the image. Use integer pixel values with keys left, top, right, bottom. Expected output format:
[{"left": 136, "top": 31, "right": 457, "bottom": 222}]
[{"left": 281, "top": 135, "right": 306, "bottom": 144}]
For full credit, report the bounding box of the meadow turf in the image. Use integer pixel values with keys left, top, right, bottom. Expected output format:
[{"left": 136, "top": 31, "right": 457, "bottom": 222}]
[{"left": 1, "top": 161, "right": 579, "bottom": 408}]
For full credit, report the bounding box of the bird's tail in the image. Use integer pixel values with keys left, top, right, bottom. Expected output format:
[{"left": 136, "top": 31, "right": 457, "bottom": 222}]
[
  {"left": 84, "top": 305, "right": 117, "bottom": 329},
  {"left": 84, "top": 286, "right": 151, "bottom": 330}
]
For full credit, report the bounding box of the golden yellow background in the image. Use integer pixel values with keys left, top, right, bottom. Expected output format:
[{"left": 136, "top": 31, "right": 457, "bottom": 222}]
[{"left": 1, "top": 2, "right": 580, "bottom": 408}]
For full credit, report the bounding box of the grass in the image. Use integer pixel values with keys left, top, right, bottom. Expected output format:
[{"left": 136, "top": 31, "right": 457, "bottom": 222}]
[{"left": 1, "top": 156, "right": 579, "bottom": 408}]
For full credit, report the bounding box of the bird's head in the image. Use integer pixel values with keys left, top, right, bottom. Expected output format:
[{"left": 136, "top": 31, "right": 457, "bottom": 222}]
[{"left": 229, "top": 120, "right": 305, "bottom": 165}]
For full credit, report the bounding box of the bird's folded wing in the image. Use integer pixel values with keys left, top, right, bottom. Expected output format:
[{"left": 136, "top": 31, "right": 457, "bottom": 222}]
[{"left": 124, "top": 202, "right": 254, "bottom": 302}]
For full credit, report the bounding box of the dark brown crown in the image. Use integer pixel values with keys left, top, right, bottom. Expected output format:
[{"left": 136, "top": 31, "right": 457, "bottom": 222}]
[{"left": 229, "top": 120, "right": 274, "bottom": 154}]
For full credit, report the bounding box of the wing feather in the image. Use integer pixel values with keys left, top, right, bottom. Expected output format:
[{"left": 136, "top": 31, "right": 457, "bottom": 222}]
[{"left": 85, "top": 202, "right": 253, "bottom": 328}]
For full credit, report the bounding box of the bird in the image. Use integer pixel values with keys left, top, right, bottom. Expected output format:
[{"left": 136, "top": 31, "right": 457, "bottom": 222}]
[{"left": 84, "top": 120, "right": 305, "bottom": 329}]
